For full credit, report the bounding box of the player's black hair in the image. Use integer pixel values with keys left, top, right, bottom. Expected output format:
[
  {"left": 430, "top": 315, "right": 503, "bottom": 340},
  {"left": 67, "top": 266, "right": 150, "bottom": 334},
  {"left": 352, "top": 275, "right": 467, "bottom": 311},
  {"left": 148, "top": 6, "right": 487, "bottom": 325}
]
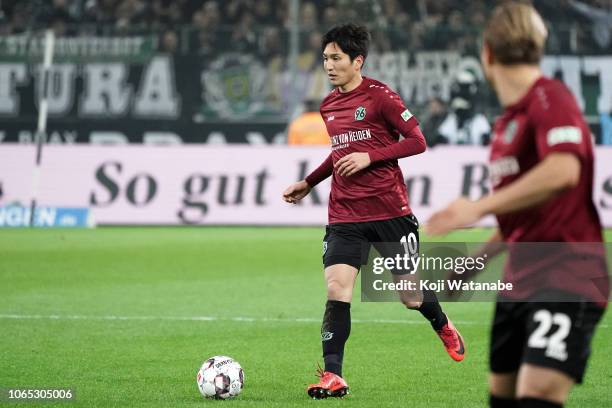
[{"left": 321, "top": 23, "right": 370, "bottom": 63}]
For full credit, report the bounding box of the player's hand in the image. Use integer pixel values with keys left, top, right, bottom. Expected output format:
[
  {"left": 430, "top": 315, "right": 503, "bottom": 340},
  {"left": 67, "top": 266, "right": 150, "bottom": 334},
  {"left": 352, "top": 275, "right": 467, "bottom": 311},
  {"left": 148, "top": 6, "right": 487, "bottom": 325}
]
[
  {"left": 282, "top": 180, "right": 311, "bottom": 204},
  {"left": 425, "top": 197, "right": 483, "bottom": 236},
  {"left": 335, "top": 152, "right": 371, "bottom": 177}
]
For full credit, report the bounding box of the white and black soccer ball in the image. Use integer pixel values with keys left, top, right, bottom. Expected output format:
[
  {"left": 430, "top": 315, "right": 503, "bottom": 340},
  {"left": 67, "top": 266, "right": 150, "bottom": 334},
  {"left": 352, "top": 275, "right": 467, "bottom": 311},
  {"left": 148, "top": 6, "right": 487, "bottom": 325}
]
[{"left": 196, "top": 355, "right": 245, "bottom": 399}]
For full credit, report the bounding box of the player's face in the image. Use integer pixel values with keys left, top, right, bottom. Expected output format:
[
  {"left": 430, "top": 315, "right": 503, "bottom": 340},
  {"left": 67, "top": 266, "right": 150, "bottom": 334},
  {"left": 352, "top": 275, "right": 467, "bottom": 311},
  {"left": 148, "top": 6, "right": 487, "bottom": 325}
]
[{"left": 322, "top": 42, "right": 361, "bottom": 87}]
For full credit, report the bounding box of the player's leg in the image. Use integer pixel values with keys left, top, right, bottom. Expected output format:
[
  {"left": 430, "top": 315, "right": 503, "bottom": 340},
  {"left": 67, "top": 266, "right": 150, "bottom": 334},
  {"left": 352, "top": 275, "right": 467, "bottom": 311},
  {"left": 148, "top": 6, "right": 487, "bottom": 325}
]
[
  {"left": 489, "top": 372, "right": 518, "bottom": 407},
  {"left": 489, "top": 301, "right": 526, "bottom": 407},
  {"left": 513, "top": 299, "right": 606, "bottom": 407},
  {"left": 325, "top": 263, "right": 358, "bottom": 302},
  {"left": 308, "top": 224, "right": 367, "bottom": 399},
  {"left": 392, "top": 272, "right": 422, "bottom": 308},
  {"left": 515, "top": 365, "right": 572, "bottom": 407},
  {"left": 372, "top": 214, "right": 465, "bottom": 361},
  {"left": 321, "top": 263, "right": 358, "bottom": 377}
]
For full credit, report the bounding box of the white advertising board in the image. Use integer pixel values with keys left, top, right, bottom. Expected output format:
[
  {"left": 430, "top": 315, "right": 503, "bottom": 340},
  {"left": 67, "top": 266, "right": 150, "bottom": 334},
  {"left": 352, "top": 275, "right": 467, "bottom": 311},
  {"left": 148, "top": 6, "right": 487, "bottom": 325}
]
[{"left": 1, "top": 145, "right": 611, "bottom": 226}]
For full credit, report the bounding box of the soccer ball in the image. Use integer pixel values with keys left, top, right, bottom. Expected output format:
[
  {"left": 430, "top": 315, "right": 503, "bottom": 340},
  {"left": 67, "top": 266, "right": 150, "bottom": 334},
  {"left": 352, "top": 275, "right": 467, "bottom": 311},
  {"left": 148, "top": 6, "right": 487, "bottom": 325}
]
[{"left": 196, "top": 355, "right": 244, "bottom": 399}]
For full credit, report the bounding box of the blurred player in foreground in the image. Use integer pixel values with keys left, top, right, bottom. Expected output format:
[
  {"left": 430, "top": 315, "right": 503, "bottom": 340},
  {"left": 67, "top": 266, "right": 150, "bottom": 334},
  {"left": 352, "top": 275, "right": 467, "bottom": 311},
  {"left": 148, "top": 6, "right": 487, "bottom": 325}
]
[
  {"left": 427, "top": 3, "right": 609, "bottom": 408},
  {"left": 282, "top": 23, "right": 465, "bottom": 399}
]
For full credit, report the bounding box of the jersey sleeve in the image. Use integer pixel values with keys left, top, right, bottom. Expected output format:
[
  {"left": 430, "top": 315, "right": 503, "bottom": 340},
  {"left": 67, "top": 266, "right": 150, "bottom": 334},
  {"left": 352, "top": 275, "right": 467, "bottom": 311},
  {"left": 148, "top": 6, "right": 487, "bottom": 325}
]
[
  {"left": 531, "top": 89, "right": 588, "bottom": 160},
  {"left": 368, "top": 89, "right": 425, "bottom": 162},
  {"left": 305, "top": 153, "right": 333, "bottom": 187},
  {"left": 369, "top": 126, "right": 427, "bottom": 162},
  {"left": 379, "top": 89, "right": 420, "bottom": 137}
]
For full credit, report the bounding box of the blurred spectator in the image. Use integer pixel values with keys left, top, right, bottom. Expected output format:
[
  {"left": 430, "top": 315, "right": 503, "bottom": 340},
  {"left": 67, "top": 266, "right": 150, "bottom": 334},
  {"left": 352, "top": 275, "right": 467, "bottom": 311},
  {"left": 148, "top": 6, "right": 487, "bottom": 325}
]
[
  {"left": 438, "top": 70, "right": 491, "bottom": 145},
  {"left": 408, "top": 22, "right": 425, "bottom": 49},
  {"left": 159, "top": 29, "right": 179, "bottom": 53},
  {"left": 152, "top": 0, "right": 184, "bottom": 27},
  {"left": 261, "top": 25, "right": 285, "bottom": 112},
  {"left": 230, "top": 10, "right": 257, "bottom": 53},
  {"left": 301, "top": 2, "right": 318, "bottom": 31},
  {"left": 41, "top": 0, "right": 75, "bottom": 36},
  {"left": 9, "top": 2, "right": 31, "bottom": 33},
  {"left": 322, "top": 6, "right": 339, "bottom": 28},
  {"left": 370, "top": 28, "right": 392, "bottom": 53},
  {"left": 387, "top": 12, "right": 411, "bottom": 49},
  {"left": 223, "top": 0, "right": 245, "bottom": 25},
  {"left": 193, "top": 1, "right": 220, "bottom": 32},
  {"left": 115, "top": 0, "right": 149, "bottom": 31},
  {"left": 287, "top": 99, "right": 329, "bottom": 145},
  {"left": 195, "top": 29, "right": 217, "bottom": 59},
  {"left": 260, "top": 26, "right": 283, "bottom": 60},
  {"left": 421, "top": 97, "right": 449, "bottom": 147},
  {"left": 299, "top": 30, "right": 330, "bottom": 101},
  {"left": 84, "top": 0, "right": 117, "bottom": 26},
  {"left": 253, "top": 1, "right": 275, "bottom": 25},
  {"left": 299, "top": 30, "right": 322, "bottom": 70},
  {"left": 192, "top": 1, "right": 221, "bottom": 60}
]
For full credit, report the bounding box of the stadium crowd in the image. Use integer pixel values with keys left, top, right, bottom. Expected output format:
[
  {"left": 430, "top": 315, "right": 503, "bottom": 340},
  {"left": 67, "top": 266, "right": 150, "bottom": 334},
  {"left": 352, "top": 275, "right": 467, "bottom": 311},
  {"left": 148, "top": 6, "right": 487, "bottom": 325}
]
[
  {"left": 1, "top": 0, "right": 610, "bottom": 54},
  {"left": 1, "top": 0, "right": 610, "bottom": 145}
]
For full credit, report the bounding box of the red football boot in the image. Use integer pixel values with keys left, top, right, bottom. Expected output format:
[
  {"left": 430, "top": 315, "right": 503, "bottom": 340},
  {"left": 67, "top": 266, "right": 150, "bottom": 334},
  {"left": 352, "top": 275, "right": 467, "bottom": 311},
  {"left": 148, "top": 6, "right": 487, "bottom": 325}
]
[
  {"left": 307, "top": 366, "right": 349, "bottom": 399},
  {"left": 436, "top": 314, "right": 466, "bottom": 362}
]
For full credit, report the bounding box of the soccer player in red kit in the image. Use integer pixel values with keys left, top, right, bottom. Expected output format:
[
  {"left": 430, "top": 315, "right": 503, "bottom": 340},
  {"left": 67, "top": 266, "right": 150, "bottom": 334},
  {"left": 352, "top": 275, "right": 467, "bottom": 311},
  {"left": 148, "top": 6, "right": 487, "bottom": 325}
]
[
  {"left": 282, "top": 23, "right": 465, "bottom": 399},
  {"left": 427, "top": 3, "right": 609, "bottom": 408}
]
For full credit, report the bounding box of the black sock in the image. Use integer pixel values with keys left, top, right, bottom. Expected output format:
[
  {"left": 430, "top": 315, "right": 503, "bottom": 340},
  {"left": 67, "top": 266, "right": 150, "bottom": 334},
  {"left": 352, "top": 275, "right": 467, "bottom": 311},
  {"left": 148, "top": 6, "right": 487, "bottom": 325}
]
[
  {"left": 418, "top": 289, "right": 448, "bottom": 330},
  {"left": 518, "top": 398, "right": 562, "bottom": 408},
  {"left": 321, "top": 300, "right": 351, "bottom": 377},
  {"left": 490, "top": 395, "right": 518, "bottom": 408}
]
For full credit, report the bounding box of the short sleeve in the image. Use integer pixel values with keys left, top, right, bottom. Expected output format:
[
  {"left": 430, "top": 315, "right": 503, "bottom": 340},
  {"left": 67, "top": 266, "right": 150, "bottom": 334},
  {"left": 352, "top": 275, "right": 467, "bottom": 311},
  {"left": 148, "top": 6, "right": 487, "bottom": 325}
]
[{"left": 532, "top": 91, "right": 588, "bottom": 160}]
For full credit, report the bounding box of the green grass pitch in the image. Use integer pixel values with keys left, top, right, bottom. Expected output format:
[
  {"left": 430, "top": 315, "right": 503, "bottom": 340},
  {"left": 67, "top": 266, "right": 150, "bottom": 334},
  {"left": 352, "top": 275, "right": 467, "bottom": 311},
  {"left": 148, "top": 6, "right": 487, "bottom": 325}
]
[{"left": 0, "top": 228, "right": 610, "bottom": 407}]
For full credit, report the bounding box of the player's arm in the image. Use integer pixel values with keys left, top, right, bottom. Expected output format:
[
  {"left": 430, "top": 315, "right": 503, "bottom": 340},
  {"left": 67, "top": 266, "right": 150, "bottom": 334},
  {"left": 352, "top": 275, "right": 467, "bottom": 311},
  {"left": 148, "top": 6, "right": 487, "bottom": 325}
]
[
  {"left": 476, "top": 152, "right": 579, "bottom": 214},
  {"left": 427, "top": 89, "right": 587, "bottom": 236},
  {"left": 335, "top": 126, "right": 426, "bottom": 176},
  {"left": 282, "top": 154, "right": 333, "bottom": 204},
  {"left": 426, "top": 152, "right": 580, "bottom": 235},
  {"left": 371, "top": 96, "right": 427, "bottom": 161},
  {"left": 368, "top": 126, "right": 427, "bottom": 162},
  {"left": 335, "top": 93, "right": 426, "bottom": 177}
]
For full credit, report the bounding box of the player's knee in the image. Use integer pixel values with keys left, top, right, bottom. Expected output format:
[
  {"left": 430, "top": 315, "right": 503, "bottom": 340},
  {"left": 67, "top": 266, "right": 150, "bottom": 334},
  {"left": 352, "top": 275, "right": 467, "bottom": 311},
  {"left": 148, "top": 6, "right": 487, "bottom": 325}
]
[
  {"left": 326, "top": 279, "right": 351, "bottom": 301},
  {"left": 489, "top": 372, "right": 518, "bottom": 399},
  {"left": 517, "top": 381, "right": 563, "bottom": 402}
]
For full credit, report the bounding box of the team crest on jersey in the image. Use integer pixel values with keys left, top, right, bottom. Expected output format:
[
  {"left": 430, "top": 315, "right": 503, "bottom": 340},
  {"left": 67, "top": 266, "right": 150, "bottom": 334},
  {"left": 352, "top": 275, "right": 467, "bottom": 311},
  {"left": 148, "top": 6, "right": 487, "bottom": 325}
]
[
  {"left": 354, "top": 106, "right": 366, "bottom": 121},
  {"left": 503, "top": 120, "right": 518, "bottom": 143}
]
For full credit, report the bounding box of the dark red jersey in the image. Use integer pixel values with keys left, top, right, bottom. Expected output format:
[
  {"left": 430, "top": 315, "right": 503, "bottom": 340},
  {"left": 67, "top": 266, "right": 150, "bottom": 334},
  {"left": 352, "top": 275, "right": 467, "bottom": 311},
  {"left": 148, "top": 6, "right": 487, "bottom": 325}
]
[
  {"left": 490, "top": 76, "right": 608, "bottom": 303},
  {"left": 314, "top": 76, "right": 424, "bottom": 224}
]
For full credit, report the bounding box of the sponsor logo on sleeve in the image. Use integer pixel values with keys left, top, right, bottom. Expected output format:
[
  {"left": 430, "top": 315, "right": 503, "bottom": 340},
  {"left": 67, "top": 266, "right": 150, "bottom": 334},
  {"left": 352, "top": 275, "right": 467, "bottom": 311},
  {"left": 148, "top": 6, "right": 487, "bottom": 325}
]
[
  {"left": 547, "top": 126, "right": 582, "bottom": 146},
  {"left": 401, "top": 109, "right": 413, "bottom": 121},
  {"left": 503, "top": 120, "right": 518, "bottom": 143},
  {"left": 489, "top": 156, "right": 520, "bottom": 187}
]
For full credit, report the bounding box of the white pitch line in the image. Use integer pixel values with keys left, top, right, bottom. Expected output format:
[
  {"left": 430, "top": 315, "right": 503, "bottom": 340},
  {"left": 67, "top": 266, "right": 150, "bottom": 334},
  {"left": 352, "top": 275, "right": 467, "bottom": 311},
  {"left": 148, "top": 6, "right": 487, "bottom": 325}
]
[
  {"left": 0, "top": 314, "right": 607, "bottom": 328},
  {"left": 0, "top": 314, "right": 467, "bottom": 325}
]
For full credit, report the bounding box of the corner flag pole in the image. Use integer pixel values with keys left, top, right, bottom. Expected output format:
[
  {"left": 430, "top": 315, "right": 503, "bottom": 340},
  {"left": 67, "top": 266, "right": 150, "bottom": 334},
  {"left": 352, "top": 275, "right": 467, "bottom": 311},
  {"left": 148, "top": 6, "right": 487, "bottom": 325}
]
[{"left": 29, "top": 29, "right": 55, "bottom": 227}]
